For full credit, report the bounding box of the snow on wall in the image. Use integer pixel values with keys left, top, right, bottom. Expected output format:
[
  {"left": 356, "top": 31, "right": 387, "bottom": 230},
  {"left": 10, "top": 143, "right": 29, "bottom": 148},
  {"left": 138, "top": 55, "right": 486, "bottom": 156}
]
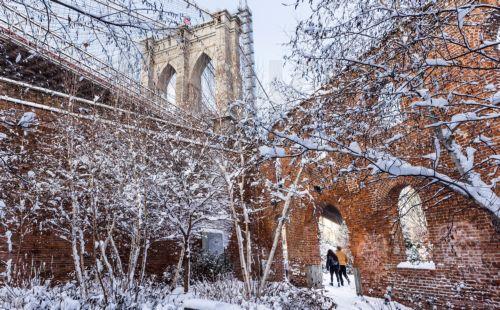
[{"left": 396, "top": 261, "right": 435, "bottom": 270}]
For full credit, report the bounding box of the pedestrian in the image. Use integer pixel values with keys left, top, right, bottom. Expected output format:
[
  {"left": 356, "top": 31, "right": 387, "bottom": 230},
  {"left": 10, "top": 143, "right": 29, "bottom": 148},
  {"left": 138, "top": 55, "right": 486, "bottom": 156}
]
[
  {"left": 326, "top": 249, "right": 340, "bottom": 287},
  {"left": 336, "top": 246, "right": 350, "bottom": 286}
]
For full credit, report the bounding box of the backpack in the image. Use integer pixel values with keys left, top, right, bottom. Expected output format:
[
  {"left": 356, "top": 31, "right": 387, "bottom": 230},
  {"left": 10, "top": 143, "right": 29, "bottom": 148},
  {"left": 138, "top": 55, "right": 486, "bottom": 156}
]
[{"left": 327, "top": 256, "right": 338, "bottom": 270}]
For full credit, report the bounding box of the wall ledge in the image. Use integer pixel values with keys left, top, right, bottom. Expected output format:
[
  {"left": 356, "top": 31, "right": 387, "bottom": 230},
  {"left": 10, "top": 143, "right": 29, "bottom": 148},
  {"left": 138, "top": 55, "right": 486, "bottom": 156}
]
[{"left": 397, "top": 261, "right": 436, "bottom": 270}]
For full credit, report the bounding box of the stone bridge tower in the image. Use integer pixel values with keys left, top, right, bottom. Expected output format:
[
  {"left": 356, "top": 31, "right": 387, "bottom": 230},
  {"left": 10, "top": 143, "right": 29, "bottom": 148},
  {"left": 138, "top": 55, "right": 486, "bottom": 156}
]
[{"left": 142, "top": 10, "right": 251, "bottom": 117}]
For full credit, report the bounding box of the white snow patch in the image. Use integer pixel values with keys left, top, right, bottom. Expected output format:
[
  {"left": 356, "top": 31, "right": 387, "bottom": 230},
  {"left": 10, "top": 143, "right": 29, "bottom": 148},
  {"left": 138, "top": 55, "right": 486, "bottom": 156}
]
[
  {"left": 258, "top": 146, "right": 286, "bottom": 158},
  {"left": 457, "top": 7, "right": 470, "bottom": 29},
  {"left": 422, "top": 153, "right": 437, "bottom": 161},
  {"left": 490, "top": 91, "right": 500, "bottom": 104},
  {"left": 416, "top": 88, "right": 430, "bottom": 99},
  {"left": 5, "top": 230, "right": 12, "bottom": 252},
  {"left": 451, "top": 112, "right": 479, "bottom": 123},
  {"left": 397, "top": 261, "right": 436, "bottom": 270},
  {"left": 17, "top": 112, "right": 37, "bottom": 128},
  {"left": 412, "top": 97, "right": 448, "bottom": 108},
  {"left": 484, "top": 83, "right": 496, "bottom": 91},
  {"left": 183, "top": 299, "right": 243, "bottom": 310},
  {"left": 474, "top": 135, "right": 493, "bottom": 146},
  {"left": 384, "top": 133, "right": 403, "bottom": 145},
  {"left": 322, "top": 273, "right": 412, "bottom": 309},
  {"left": 0, "top": 133, "right": 6, "bottom": 140},
  {"left": 349, "top": 141, "right": 362, "bottom": 154},
  {"left": 425, "top": 58, "right": 451, "bottom": 66},
  {"left": 15, "top": 53, "right": 21, "bottom": 63},
  {"left": 61, "top": 296, "right": 80, "bottom": 310},
  {"left": 482, "top": 40, "right": 499, "bottom": 47}
]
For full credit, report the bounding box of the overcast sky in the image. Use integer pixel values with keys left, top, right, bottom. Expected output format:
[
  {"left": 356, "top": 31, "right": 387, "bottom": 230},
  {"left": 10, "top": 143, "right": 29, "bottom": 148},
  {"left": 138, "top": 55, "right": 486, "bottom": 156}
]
[{"left": 196, "top": 0, "right": 309, "bottom": 89}]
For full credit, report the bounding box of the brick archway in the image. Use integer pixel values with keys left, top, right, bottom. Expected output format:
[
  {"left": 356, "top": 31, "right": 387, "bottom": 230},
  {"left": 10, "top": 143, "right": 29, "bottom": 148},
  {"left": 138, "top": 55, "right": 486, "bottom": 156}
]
[
  {"left": 321, "top": 204, "right": 344, "bottom": 225},
  {"left": 317, "top": 203, "right": 351, "bottom": 260},
  {"left": 373, "top": 179, "right": 435, "bottom": 260},
  {"left": 283, "top": 197, "right": 358, "bottom": 288}
]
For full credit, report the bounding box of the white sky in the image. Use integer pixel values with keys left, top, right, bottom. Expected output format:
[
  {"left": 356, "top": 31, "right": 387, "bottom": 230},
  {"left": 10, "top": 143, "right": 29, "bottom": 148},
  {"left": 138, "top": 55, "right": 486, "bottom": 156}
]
[{"left": 195, "top": 0, "right": 310, "bottom": 89}]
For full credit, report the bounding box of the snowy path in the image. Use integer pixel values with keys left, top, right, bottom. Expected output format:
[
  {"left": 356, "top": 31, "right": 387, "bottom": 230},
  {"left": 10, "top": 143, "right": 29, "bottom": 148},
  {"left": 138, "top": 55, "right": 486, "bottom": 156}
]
[{"left": 322, "top": 272, "right": 413, "bottom": 310}]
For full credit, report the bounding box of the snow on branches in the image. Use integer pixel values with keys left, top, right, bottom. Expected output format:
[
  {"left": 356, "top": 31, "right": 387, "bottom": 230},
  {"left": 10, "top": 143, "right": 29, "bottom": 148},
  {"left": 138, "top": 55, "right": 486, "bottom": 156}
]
[{"left": 273, "top": 0, "right": 500, "bottom": 215}]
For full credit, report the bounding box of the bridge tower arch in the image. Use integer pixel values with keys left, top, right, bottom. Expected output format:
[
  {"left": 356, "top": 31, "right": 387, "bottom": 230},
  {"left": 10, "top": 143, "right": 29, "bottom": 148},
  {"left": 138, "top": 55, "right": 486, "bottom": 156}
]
[{"left": 142, "top": 10, "right": 246, "bottom": 116}]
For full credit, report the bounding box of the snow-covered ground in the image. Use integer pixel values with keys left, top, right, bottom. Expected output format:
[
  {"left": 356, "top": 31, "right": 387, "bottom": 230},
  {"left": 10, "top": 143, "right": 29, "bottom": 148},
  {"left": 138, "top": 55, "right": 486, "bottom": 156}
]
[
  {"left": 0, "top": 274, "right": 413, "bottom": 310},
  {"left": 322, "top": 272, "right": 412, "bottom": 310}
]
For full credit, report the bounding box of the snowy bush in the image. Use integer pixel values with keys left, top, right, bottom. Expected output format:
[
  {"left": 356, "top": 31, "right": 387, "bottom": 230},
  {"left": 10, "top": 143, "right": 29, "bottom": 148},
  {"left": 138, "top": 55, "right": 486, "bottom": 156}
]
[
  {"left": 163, "top": 264, "right": 182, "bottom": 286},
  {"left": 191, "top": 252, "right": 233, "bottom": 282},
  {"left": 260, "top": 281, "right": 336, "bottom": 310},
  {"left": 0, "top": 278, "right": 186, "bottom": 309},
  {"left": 192, "top": 275, "right": 247, "bottom": 306},
  {"left": 192, "top": 276, "right": 336, "bottom": 310},
  {"left": 0, "top": 273, "right": 338, "bottom": 310}
]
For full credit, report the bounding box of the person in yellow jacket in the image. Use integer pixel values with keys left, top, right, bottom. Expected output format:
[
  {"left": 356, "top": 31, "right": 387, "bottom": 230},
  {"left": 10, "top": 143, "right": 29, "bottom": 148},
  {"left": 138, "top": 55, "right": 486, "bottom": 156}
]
[{"left": 336, "top": 246, "right": 351, "bottom": 286}]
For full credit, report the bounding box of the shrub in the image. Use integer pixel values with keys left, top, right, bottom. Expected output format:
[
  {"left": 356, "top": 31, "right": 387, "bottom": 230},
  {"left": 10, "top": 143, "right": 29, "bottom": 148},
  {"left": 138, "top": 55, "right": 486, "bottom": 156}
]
[
  {"left": 190, "top": 252, "right": 233, "bottom": 282},
  {"left": 192, "top": 275, "right": 246, "bottom": 305},
  {"left": 192, "top": 276, "right": 336, "bottom": 310},
  {"left": 260, "top": 281, "right": 336, "bottom": 310}
]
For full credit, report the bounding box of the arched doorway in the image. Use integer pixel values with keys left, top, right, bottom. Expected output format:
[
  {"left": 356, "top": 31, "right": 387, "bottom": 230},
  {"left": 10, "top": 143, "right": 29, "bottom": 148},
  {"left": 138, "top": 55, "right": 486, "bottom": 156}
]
[
  {"left": 319, "top": 205, "right": 349, "bottom": 260},
  {"left": 319, "top": 205, "right": 355, "bottom": 293}
]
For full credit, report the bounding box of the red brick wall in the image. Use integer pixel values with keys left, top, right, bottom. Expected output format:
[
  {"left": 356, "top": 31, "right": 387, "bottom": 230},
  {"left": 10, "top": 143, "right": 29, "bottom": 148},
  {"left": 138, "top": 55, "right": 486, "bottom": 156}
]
[
  {"left": 285, "top": 201, "right": 322, "bottom": 287},
  {"left": 231, "top": 150, "right": 497, "bottom": 309},
  {"left": 0, "top": 78, "right": 192, "bottom": 282},
  {"left": 250, "top": 166, "right": 499, "bottom": 308}
]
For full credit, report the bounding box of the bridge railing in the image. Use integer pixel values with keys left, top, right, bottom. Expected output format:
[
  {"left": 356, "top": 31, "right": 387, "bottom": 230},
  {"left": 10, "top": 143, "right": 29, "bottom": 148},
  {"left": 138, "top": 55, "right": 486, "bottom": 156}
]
[{"left": 0, "top": 1, "right": 207, "bottom": 127}]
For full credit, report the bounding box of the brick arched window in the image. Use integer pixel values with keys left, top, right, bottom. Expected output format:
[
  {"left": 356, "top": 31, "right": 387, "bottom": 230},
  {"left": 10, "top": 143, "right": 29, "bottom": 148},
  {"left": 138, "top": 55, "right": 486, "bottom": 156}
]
[
  {"left": 201, "top": 230, "right": 224, "bottom": 255},
  {"left": 397, "top": 186, "right": 432, "bottom": 264}
]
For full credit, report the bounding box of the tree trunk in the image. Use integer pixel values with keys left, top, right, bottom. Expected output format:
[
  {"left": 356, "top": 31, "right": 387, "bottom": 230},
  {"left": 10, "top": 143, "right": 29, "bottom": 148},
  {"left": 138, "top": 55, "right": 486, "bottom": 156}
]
[
  {"left": 171, "top": 243, "right": 185, "bottom": 290},
  {"left": 126, "top": 191, "right": 145, "bottom": 289},
  {"left": 183, "top": 244, "right": 191, "bottom": 293},
  {"left": 239, "top": 154, "right": 253, "bottom": 279},
  {"left": 127, "top": 238, "right": 141, "bottom": 287},
  {"left": 99, "top": 240, "right": 114, "bottom": 279},
  {"left": 140, "top": 239, "right": 150, "bottom": 284},
  {"left": 230, "top": 192, "right": 252, "bottom": 296},
  {"left": 78, "top": 228, "right": 86, "bottom": 280},
  {"left": 259, "top": 165, "right": 303, "bottom": 295},
  {"left": 218, "top": 162, "right": 252, "bottom": 296},
  {"left": 71, "top": 227, "right": 86, "bottom": 297},
  {"left": 109, "top": 233, "right": 124, "bottom": 277}
]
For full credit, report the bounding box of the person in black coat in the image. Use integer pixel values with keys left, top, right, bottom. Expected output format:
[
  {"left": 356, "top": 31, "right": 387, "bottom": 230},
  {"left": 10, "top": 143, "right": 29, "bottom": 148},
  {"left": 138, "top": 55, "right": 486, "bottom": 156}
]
[{"left": 326, "top": 249, "right": 340, "bottom": 287}]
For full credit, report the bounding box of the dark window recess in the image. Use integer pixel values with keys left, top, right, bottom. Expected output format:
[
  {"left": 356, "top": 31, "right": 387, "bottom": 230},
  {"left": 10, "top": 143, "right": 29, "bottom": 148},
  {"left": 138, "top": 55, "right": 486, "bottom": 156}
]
[{"left": 202, "top": 232, "right": 224, "bottom": 255}]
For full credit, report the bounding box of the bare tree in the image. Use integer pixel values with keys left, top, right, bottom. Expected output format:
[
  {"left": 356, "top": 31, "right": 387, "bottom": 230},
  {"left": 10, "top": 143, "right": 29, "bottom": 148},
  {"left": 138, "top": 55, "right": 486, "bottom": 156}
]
[
  {"left": 0, "top": 109, "right": 42, "bottom": 284},
  {"left": 268, "top": 0, "right": 500, "bottom": 216},
  {"left": 151, "top": 138, "right": 229, "bottom": 293}
]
